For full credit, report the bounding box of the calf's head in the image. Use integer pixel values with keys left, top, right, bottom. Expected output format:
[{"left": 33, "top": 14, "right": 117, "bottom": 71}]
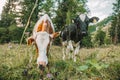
[{"left": 27, "top": 32, "right": 60, "bottom": 67}]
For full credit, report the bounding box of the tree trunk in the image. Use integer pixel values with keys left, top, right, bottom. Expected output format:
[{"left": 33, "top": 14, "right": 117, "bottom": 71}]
[{"left": 113, "top": 16, "right": 119, "bottom": 44}]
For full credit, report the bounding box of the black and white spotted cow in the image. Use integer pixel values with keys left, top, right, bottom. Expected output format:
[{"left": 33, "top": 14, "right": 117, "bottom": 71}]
[{"left": 60, "top": 14, "right": 99, "bottom": 62}]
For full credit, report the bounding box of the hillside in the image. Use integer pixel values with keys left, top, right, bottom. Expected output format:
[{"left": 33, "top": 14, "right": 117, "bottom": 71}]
[
  {"left": 88, "top": 16, "right": 112, "bottom": 33},
  {"left": 0, "top": 44, "right": 120, "bottom": 80}
]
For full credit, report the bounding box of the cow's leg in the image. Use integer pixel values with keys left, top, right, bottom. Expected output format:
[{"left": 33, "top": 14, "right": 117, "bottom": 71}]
[
  {"left": 71, "top": 41, "right": 74, "bottom": 60},
  {"left": 62, "top": 46, "right": 66, "bottom": 60},
  {"left": 67, "top": 40, "right": 74, "bottom": 60},
  {"left": 66, "top": 45, "right": 70, "bottom": 59},
  {"left": 73, "top": 41, "right": 80, "bottom": 62},
  {"left": 62, "top": 41, "right": 67, "bottom": 60}
]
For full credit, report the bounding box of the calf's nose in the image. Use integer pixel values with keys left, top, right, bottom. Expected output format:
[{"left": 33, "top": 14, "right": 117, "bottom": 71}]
[{"left": 39, "top": 64, "right": 45, "bottom": 71}]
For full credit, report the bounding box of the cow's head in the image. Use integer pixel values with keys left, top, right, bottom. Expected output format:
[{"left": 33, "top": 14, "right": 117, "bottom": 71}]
[
  {"left": 27, "top": 32, "right": 60, "bottom": 67},
  {"left": 89, "top": 17, "right": 99, "bottom": 23},
  {"left": 74, "top": 14, "right": 99, "bottom": 35}
]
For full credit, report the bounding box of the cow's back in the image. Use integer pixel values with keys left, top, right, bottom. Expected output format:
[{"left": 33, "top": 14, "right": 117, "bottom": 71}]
[{"left": 61, "top": 24, "right": 78, "bottom": 42}]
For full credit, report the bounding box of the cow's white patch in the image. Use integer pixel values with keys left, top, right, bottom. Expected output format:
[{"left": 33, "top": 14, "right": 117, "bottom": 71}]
[
  {"left": 79, "top": 14, "right": 86, "bottom": 22},
  {"left": 37, "top": 49, "right": 48, "bottom": 65},
  {"left": 67, "top": 40, "right": 74, "bottom": 51},
  {"left": 35, "top": 32, "right": 50, "bottom": 65}
]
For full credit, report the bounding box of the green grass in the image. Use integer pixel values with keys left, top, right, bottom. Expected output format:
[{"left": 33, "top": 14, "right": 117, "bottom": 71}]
[{"left": 0, "top": 44, "right": 120, "bottom": 80}]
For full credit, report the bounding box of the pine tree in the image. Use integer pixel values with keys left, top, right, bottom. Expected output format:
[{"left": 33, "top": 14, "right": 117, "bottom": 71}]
[
  {"left": 0, "top": 0, "right": 23, "bottom": 43},
  {"left": 21, "top": 0, "right": 55, "bottom": 27},
  {"left": 109, "top": 0, "right": 120, "bottom": 44},
  {"left": 0, "top": 0, "right": 16, "bottom": 27}
]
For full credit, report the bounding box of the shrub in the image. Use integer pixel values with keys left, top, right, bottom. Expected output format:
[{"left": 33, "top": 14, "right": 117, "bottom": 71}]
[
  {"left": 95, "top": 30, "right": 106, "bottom": 46},
  {"left": 9, "top": 25, "right": 24, "bottom": 43},
  {"left": 81, "top": 34, "right": 93, "bottom": 48},
  {"left": 0, "top": 28, "right": 10, "bottom": 43},
  {"left": 105, "top": 61, "right": 120, "bottom": 80}
]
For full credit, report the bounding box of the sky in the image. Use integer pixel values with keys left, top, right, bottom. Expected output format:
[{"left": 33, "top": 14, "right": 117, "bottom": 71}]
[
  {"left": 0, "top": 0, "right": 116, "bottom": 21},
  {"left": 86, "top": 0, "right": 116, "bottom": 21},
  {"left": 0, "top": 0, "right": 6, "bottom": 15}
]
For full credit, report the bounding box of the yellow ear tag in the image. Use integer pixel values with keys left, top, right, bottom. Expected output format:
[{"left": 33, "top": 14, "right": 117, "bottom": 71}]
[{"left": 93, "top": 19, "right": 97, "bottom": 23}]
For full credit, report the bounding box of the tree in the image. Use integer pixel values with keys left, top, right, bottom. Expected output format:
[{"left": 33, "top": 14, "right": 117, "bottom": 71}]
[
  {"left": 21, "top": 0, "right": 55, "bottom": 26},
  {"left": 0, "top": 0, "right": 16, "bottom": 28},
  {"left": 53, "top": 0, "right": 88, "bottom": 31},
  {"left": 0, "top": 28, "right": 10, "bottom": 43},
  {"left": 109, "top": 0, "right": 120, "bottom": 44},
  {"left": 0, "top": 0, "right": 24, "bottom": 43},
  {"left": 0, "top": 14, "right": 16, "bottom": 27},
  {"left": 21, "top": 0, "right": 40, "bottom": 25},
  {"left": 0, "top": 0, "right": 89, "bottom": 44}
]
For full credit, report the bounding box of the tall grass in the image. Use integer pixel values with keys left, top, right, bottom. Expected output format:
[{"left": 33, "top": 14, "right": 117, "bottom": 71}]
[{"left": 0, "top": 44, "right": 120, "bottom": 80}]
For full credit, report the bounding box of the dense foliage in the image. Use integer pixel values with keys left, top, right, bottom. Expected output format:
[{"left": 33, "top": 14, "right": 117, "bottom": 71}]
[
  {"left": 109, "top": 0, "right": 120, "bottom": 44},
  {"left": 95, "top": 29, "right": 106, "bottom": 46},
  {"left": 81, "top": 34, "right": 93, "bottom": 48},
  {"left": 0, "top": 0, "right": 89, "bottom": 45},
  {"left": 0, "top": 1, "right": 24, "bottom": 43}
]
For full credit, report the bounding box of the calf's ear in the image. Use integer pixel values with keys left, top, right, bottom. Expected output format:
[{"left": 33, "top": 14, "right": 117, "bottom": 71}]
[
  {"left": 27, "top": 36, "right": 35, "bottom": 45},
  {"left": 90, "top": 17, "right": 99, "bottom": 23},
  {"left": 50, "top": 31, "right": 61, "bottom": 39}
]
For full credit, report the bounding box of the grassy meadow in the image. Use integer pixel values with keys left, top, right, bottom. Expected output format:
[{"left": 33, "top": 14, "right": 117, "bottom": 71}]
[{"left": 0, "top": 43, "right": 120, "bottom": 80}]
